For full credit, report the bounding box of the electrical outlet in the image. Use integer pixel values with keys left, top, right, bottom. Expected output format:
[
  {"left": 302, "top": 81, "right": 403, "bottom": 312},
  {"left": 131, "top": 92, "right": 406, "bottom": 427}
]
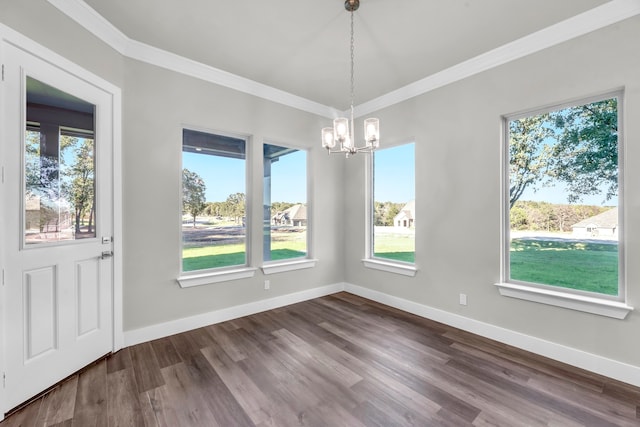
[
  {"left": 264, "top": 280, "right": 270, "bottom": 290},
  {"left": 459, "top": 293, "right": 467, "bottom": 306}
]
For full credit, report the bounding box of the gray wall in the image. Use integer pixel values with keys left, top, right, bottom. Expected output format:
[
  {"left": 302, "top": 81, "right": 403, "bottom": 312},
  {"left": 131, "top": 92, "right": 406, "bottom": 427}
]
[
  {"left": 344, "top": 16, "right": 640, "bottom": 367},
  {"left": 2, "top": 0, "right": 639, "bottom": 370},
  {"left": 122, "top": 59, "right": 345, "bottom": 330}
]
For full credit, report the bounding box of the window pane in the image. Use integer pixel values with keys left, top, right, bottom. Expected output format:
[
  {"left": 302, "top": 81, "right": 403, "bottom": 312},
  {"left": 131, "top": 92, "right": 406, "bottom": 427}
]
[
  {"left": 372, "top": 143, "right": 415, "bottom": 263},
  {"left": 263, "top": 143, "right": 307, "bottom": 262},
  {"left": 182, "top": 129, "right": 246, "bottom": 271},
  {"left": 507, "top": 96, "right": 620, "bottom": 296},
  {"left": 25, "top": 77, "right": 96, "bottom": 245}
]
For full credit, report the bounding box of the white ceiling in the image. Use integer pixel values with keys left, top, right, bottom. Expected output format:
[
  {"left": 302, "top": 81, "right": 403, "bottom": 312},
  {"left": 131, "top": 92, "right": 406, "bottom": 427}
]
[{"left": 57, "top": 0, "right": 636, "bottom": 114}]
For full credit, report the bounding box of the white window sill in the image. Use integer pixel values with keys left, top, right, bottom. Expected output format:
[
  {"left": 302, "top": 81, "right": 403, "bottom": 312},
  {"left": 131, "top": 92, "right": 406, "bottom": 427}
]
[
  {"left": 495, "top": 282, "right": 633, "bottom": 319},
  {"left": 261, "top": 258, "right": 317, "bottom": 275},
  {"left": 177, "top": 267, "right": 257, "bottom": 288},
  {"left": 362, "top": 258, "right": 417, "bottom": 277}
]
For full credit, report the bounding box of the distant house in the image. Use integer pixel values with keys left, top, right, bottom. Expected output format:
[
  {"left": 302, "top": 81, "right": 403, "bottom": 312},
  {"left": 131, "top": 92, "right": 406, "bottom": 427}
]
[
  {"left": 394, "top": 200, "right": 415, "bottom": 228},
  {"left": 272, "top": 204, "right": 307, "bottom": 226},
  {"left": 571, "top": 207, "right": 618, "bottom": 238}
]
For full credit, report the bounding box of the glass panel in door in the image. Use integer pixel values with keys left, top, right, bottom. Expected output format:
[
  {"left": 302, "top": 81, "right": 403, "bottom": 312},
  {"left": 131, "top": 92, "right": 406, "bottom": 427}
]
[{"left": 24, "top": 77, "right": 96, "bottom": 245}]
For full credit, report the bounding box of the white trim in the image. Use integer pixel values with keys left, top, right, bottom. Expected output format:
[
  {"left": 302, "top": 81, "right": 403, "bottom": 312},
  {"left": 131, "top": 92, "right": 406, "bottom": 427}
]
[
  {"left": 177, "top": 267, "right": 258, "bottom": 288},
  {"left": 362, "top": 258, "right": 417, "bottom": 277},
  {"left": 47, "top": 0, "right": 640, "bottom": 119},
  {"left": 124, "top": 282, "right": 345, "bottom": 347},
  {"left": 355, "top": 0, "right": 640, "bottom": 117},
  {"left": 47, "top": 0, "right": 129, "bottom": 54},
  {"left": 495, "top": 282, "right": 633, "bottom": 319},
  {"left": 344, "top": 283, "right": 640, "bottom": 388},
  {"left": 46, "top": 0, "right": 337, "bottom": 119},
  {"left": 261, "top": 258, "right": 318, "bottom": 275},
  {"left": 111, "top": 80, "right": 124, "bottom": 352},
  {"left": 0, "top": 28, "right": 6, "bottom": 424}
]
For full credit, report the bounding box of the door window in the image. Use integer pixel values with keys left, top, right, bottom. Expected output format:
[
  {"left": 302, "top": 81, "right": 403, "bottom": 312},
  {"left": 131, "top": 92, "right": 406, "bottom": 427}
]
[{"left": 24, "top": 77, "right": 96, "bottom": 245}]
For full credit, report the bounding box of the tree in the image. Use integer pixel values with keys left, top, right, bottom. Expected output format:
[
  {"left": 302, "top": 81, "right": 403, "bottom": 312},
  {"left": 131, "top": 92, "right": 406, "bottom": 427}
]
[
  {"left": 182, "top": 169, "right": 206, "bottom": 227},
  {"left": 509, "top": 98, "right": 619, "bottom": 207},
  {"left": 226, "top": 192, "right": 246, "bottom": 224},
  {"left": 373, "top": 201, "right": 386, "bottom": 226},
  {"left": 509, "top": 114, "right": 553, "bottom": 207},
  {"left": 550, "top": 99, "right": 618, "bottom": 203},
  {"left": 204, "top": 201, "right": 224, "bottom": 218},
  {"left": 384, "top": 204, "right": 401, "bottom": 226},
  {"left": 61, "top": 137, "right": 95, "bottom": 234}
]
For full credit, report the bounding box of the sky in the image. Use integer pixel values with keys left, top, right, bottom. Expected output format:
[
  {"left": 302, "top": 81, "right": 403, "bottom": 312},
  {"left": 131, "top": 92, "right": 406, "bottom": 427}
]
[
  {"left": 184, "top": 142, "right": 612, "bottom": 208},
  {"left": 184, "top": 143, "right": 416, "bottom": 204},
  {"left": 270, "top": 150, "right": 306, "bottom": 203},
  {"left": 374, "top": 143, "right": 416, "bottom": 203},
  {"left": 518, "top": 182, "right": 617, "bottom": 207},
  {"left": 183, "top": 149, "right": 307, "bottom": 203},
  {"left": 183, "top": 152, "right": 245, "bottom": 202}
]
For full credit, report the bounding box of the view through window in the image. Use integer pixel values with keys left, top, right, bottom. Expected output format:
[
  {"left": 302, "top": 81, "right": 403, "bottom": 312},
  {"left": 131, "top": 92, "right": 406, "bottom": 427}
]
[
  {"left": 263, "top": 143, "right": 307, "bottom": 262},
  {"left": 25, "top": 77, "right": 96, "bottom": 245},
  {"left": 506, "top": 94, "right": 621, "bottom": 296},
  {"left": 182, "top": 129, "right": 247, "bottom": 272},
  {"left": 372, "top": 143, "right": 415, "bottom": 263}
]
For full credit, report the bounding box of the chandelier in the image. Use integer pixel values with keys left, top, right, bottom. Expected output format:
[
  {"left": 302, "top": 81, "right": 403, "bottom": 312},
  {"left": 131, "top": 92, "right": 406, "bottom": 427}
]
[{"left": 322, "top": 0, "right": 379, "bottom": 157}]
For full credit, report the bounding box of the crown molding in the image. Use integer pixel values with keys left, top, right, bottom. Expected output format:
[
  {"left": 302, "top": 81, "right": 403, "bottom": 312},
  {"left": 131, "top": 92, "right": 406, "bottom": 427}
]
[
  {"left": 355, "top": 0, "right": 640, "bottom": 117},
  {"left": 48, "top": 0, "right": 640, "bottom": 119},
  {"left": 48, "top": 0, "right": 129, "bottom": 54},
  {"left": 46, "top": 0, "right": 338, "bottom": 118}
]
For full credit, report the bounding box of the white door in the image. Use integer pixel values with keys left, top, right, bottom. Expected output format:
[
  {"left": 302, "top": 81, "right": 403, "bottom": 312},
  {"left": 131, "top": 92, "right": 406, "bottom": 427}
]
[{"left": 1, "top": 43, "right": 114, "bottom": 411}]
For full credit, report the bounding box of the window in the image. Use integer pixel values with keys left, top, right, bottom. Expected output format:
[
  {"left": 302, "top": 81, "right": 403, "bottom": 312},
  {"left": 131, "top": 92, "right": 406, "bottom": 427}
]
[
  {"left": 181, "top": 129, "right": 247, "bottom": 272},
  {"left": 503, "top": 93, "right": 623, "bottom": 301},
  {"left": 263, "top": 143, "right": 308, "bottom": 263},
  {"left": 371, "top": 143, "right": 415, "bottom": 264}
]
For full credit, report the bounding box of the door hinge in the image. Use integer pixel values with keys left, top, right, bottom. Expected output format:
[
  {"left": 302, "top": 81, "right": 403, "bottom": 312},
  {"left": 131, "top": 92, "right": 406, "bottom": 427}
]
[
  {"left": 2, "top": 372, "right": 5, "bottom": 388},
  {"left": 1, "top": 268, "right": 4, "bottom": 286},
  {"left": 1, "top": 64, "right": 4, "bottom": 81}
]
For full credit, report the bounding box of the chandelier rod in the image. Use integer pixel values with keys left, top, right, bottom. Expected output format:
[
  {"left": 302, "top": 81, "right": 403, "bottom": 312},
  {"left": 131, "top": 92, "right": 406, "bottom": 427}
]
[
  {"left": 349, "top": 6, "right": 355, "bottom": 142},
  {"left": 321, "top": 0, "right": 379, "bottom": 157}
]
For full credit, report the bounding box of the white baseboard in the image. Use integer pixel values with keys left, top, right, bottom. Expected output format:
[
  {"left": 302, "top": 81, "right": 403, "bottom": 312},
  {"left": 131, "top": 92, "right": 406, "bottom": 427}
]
[
  {"left": 344, "top": 283, "right": 640, "bottom": 388},
  {"left": 124, "top": 283, "right": 345, "bottom": 347}
]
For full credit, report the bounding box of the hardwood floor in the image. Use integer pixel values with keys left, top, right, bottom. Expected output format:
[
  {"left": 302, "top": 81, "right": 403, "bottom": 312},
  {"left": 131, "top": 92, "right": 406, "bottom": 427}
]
[{"left": 2, "top": 292, "right": 639, "bottom": 426}]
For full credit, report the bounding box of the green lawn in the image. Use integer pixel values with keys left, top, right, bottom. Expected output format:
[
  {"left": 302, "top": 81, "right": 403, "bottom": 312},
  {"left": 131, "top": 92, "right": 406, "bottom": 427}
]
[
  {"left": 374, "top": 233, "right": 415, "bottom": 263},
  {"left": 510, "top": 238, "right": 618, "bottom": 295},
  {"left": 183, "top": 240, "right": 306, "bottom": 271}
]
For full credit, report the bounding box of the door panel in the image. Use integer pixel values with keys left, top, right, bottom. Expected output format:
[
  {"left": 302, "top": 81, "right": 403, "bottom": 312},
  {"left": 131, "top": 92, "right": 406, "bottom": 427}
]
[
  {"left": 24, "top": 266, "right": 58, "bottom": 360},
  {"left": 76, "top": 258, "right": 100, "bottom": 337},
  {"left": 2, "top": 43, "right": 114, "bottom": 411}
]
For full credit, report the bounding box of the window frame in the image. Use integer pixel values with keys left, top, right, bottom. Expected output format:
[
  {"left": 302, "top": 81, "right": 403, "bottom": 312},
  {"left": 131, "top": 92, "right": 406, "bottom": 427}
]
[
  {"left": 496, "top": 91, "right": 633, "bottom": 319},
  {"left": 363, "top": 140, "right": 417, "bottom": 277},
  {"left": 177, "top": 126, "right": 256, "bottom": 287},
  {"left": 261, "top": 139, "right": 316, "bottom": 275}
]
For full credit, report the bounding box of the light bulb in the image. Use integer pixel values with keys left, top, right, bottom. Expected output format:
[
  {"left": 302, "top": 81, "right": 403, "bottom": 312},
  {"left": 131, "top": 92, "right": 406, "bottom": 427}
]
[{"left": 321, "top": 127, "right": 335, "bottom": 148}]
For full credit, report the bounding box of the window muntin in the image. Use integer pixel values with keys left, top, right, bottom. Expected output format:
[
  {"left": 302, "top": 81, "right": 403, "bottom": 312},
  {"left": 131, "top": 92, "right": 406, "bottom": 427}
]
[
  {"left": 263, "top": 143, "right": 308, "bottom": 263},
  {"left": 181, "top": 129, "right": 247, "bottom": 272},
  {"left": 371, "top": 142, "right": 415, "bottom": 263},
  {"left": 505, "top": 93, "right": 622, "bottom": 298}
]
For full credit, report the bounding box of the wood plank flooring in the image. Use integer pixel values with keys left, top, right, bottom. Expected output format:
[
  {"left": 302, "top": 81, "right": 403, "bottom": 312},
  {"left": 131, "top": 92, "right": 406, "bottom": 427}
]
[{"left": 2, "top": 292, "right": 639, "bottom": 426}]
